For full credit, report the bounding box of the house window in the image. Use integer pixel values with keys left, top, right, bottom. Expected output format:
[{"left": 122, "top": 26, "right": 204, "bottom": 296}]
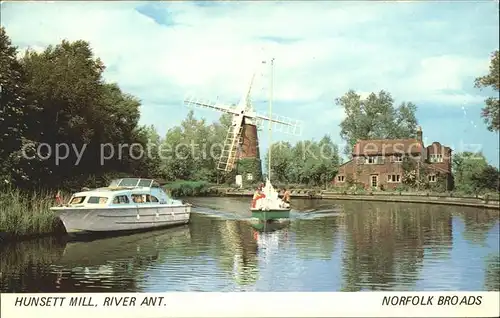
[
  {"left": 113, "top": 195, "right": 129, "bottom": 204},
  {"left": 337, "top": 175, "right": 345, "bottom": 182},
  {"left": 365, "top": 156, "right": 376, "bottom": 164},
  {"left": 392, "top": 155, "right": 403, "bottom": 162},
  {"left": 428, "top": 174, "right": 436, "bottom": 182},
  {"left": 387, "top": 174, "right": 401, "bottom": 183},
  {"left": 430, "top": 154, "right": 443, "bottom": 163},
  {"left": 371, "top": 175, "right": 378, "bottom": 187}
]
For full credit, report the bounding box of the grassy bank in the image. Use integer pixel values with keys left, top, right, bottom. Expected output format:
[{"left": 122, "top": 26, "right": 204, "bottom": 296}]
[{"left": 0, "top": 189, "right": 64, "bottom": 241}]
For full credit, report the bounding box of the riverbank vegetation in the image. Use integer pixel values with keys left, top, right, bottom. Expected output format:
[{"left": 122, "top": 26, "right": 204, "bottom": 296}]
[
  {"left": 1, "top": 28, "right": 499, "bottom": 238},
  {"left": 164, "top": 180, "right": 216, "bottom": 197},
  {"left": 0, "top": 189, "right": 65, "bottom": 240}
]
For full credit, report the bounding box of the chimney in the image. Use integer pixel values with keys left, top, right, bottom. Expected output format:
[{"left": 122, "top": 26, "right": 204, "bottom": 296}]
[{"left": 416, "top": 126, "right": 422, "bottom": 142}]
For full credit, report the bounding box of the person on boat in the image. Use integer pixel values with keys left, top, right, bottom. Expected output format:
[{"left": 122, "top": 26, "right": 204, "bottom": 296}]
[
  {"left": 251, "top": 183, "right": 266, "bottom": 208},
  {"left": 132, "top": 194, "right": 143, "bottom": 203},
  {"left": 282, "top": 188, "right": 291, "bottom": 204},
  {"left": 55, "top": 190, "right": 63, "bottom": 206}
]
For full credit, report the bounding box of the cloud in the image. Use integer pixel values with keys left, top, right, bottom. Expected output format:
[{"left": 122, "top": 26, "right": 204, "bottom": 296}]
[{"left": 1, "top": 1, "right": 499, "bottom": 156}]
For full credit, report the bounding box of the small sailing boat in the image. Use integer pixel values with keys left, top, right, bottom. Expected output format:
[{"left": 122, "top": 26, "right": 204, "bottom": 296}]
[{"left": 250, "top": 58, "right": 291, "bottom": 221}]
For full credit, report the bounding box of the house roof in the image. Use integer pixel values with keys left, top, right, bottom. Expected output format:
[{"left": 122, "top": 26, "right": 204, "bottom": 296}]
[
  {"left": 338, "top": 159, "right": 353, "bottom": 167},
  {"left": 352, "top": 138, "right": 423, "bottom": 156}
]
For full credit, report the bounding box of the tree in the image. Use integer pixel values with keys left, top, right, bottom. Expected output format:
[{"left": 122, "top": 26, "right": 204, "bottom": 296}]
[
  {"left": 266, "top": 141, "right": 293, "bottom": 183},
  {"left": 159, "top": 111, "right": 233, "bottom": 183},
  {"left": 0, "top": 27, "right": 40, "bottom": 188},
  {"left": 265, "top": 135, "right": 340, "bottom": 187},
  {"left": 0, "top": 27, "right": 24, "bottom": 183},
  {"left": 316, "top": 135, "right": 340, "bottom": 186},
  {"left": 336, "top": 90, "right": 418, "bottom": 155},
  {"left": 132, "top": 125, "right": 163, "bottom": 179},
  {"left": 0, "top": 27, "right": 157, "bottom": 190},
  {"left": 474, "top": 50, "right": 499, "bottom": 132},
  {"left": 453, "top": 152, "right": 499, "bottom": 194}
]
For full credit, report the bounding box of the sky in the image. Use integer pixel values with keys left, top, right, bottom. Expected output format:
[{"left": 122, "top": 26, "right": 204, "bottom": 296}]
[{"left": 1, "top": 0, "right": 499, "bottom": 166}]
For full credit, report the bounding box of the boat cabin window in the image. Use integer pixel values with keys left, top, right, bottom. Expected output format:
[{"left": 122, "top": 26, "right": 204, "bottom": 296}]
[
  {"left": 131, "top": 194, "right": 146, "bottom": 203},
  {"left": 113, "top": 195, "right": 130, "bottom": 204},
  {"left": 70, "top": 196, "right": 86, "bottom": 204},
  {"left": 87, "top": 196, "right": 108, "bottom": 204},
  {"left": 131, "top": 194, "right": 159, "bottom": 203}
]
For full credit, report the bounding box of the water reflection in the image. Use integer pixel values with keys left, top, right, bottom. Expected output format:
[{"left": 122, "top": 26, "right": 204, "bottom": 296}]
[
  {"left": 0, "top": 237, "right": 66, "bottom": 292},
  {"left": 484, "top": 254, "right": 500, "bottom": 291},
  {"left": 250, "top": 220, "right": 291, "bottom": 233},
  {"left": 0, "top": 199, "right": 498, "bottom": 292},
  {"left": 458, "top": 209, "right": 498, "bottom": 246},
  {"left": 340, "top": 202, "right": 453, "bottom": 291}
]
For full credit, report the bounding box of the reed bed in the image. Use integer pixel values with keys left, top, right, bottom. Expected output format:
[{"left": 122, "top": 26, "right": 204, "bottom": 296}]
[{"left": 0, "top": 189, "right": 67, "bottom": 239}]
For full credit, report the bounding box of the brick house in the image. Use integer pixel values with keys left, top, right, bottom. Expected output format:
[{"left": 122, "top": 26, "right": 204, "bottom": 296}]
[{"left": 333, "top": 127, "right": 453, "bottom": 190}]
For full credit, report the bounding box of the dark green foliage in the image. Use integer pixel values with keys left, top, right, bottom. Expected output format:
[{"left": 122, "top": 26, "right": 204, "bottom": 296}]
[
  {"left": 265, "top": 136, "right": 340, "bottom": 187},
  {"left": 453, "top": 152, "right": 500, "bottom": 195},
  {"left": 0, "top": 27, "right": 38, "bottom": 186},
  {"left": 164, "top": 180, "right": 212, "bottom": 197},
  {"left": 159, "top": 111, "right": 232, "bottom": 183},
  {"left": 337, "top": 90, "right": 419, "bottom": 155},
  {"left": 0, "top": 27, "right": 158, "bottom": 191},
  {"left": 474, "top": 50, "right": 499, "bottom": 132},
  {"left": 235, "top": 158, "right": 262, "bottom": 182}
]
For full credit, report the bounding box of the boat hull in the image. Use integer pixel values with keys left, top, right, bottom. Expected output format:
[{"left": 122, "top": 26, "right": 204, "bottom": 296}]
[
  {"left": 52, "top": 205, "right": 191, "bottom": 234},
  {"left": 250, "top": 219, "right": 290, "bottom": 232},
  {"left": 250, "top": 209, "right": 290, "bottom": 221}
]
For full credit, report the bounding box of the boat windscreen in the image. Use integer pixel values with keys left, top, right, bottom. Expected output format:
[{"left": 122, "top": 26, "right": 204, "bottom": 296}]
[
  {"left": 109, "top": 178, "right": 154, "bottom": 187},
  {"left": 108, "top": 179, "right": 121, "bottom": 187},
  {"left": 137, "top": 179, "right": 153, "bottom": 187},
  {"left": 118, "top": 178, "right": 141, "bottom": 187}
]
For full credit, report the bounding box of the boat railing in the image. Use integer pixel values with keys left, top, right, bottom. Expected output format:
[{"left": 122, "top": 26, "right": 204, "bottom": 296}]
[{"left": 106, "top": 185, "right": 142, "bottom": 191}]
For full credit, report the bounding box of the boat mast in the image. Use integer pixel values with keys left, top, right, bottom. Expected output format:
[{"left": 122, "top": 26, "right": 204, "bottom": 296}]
[{"left": 268, "top": 58, "right": 275, "bottom": 182}]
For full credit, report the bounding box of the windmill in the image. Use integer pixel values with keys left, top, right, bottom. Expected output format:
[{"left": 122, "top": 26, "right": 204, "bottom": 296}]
[{"left": 184, "top": 59, "right": 302, "bottom": 181}]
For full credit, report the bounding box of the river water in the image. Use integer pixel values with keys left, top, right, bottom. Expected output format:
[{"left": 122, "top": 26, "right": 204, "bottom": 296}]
[{"left": 1, "top": 197, "right": 499, "bottom": 292}]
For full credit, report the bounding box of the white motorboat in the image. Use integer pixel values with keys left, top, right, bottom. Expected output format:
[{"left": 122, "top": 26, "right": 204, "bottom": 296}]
[{"left": 50, "top": 178, "right": 191, "bottom": 234}]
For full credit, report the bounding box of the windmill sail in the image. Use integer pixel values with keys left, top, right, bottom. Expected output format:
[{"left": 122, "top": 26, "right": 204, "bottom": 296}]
[
  {"left": 217, "top": 116, "right": 244, "bottom": 172},
  {"left": 183, "top": 58, "right": 303, "bottom": 173}
]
